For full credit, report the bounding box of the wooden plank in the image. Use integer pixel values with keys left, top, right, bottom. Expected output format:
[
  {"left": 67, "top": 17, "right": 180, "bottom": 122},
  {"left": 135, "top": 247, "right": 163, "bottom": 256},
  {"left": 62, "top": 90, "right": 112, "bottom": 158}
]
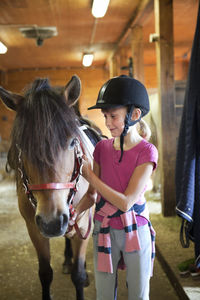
[
  {"left": 156, "top": 245, "right": 190, "bottom": 300},
  {"left": 0, "top": 70, "right": 7, "bottom": 86},
  {"left": 154, "top": 0, "right": 176, "bottom": 216}
]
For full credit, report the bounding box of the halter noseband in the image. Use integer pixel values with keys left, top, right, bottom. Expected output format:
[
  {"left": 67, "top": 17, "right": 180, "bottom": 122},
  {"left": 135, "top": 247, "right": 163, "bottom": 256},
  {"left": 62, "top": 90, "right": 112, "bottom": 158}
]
[{"left": 28, "top": 182, "right": 76, "bottom": 191}]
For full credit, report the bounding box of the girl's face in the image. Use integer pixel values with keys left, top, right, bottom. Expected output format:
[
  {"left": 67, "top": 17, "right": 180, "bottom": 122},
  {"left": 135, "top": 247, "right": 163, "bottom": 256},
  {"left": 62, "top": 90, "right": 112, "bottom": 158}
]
[{"left": 102, "top": 107, "right": 127, "bottom": 137}]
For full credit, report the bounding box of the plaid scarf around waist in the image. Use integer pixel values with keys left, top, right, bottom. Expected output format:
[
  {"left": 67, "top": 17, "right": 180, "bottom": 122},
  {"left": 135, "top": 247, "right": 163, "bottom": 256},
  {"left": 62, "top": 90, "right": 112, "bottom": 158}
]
[{"left": 95, "top": 198, "right": 156, "bottom": 274}]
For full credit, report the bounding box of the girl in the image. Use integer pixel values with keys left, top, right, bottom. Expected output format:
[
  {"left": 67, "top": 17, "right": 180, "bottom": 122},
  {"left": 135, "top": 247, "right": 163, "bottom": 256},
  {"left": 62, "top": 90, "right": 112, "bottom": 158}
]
[{"left": 72, "top": 75, "right": 158, "bottom": 300}]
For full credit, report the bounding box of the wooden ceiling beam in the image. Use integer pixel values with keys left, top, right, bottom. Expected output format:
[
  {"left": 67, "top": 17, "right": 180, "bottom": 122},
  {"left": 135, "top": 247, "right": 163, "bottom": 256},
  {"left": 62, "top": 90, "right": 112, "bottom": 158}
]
[{"left": 110, "top": 0, "right": 154, "bottom": 59}]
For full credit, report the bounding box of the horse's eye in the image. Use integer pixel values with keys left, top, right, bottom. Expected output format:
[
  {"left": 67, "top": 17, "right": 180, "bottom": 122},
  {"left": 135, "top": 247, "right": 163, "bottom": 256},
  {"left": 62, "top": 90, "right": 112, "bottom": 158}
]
[{"left": 69, "top": 138, "right": 76, "bottom": 149}]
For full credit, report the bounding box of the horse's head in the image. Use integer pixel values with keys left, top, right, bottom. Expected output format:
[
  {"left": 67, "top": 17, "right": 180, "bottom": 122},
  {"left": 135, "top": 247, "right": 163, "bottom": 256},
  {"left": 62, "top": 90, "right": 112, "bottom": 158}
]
[{"left": 0, "top": 75, "right": 84, "bottom": 238}]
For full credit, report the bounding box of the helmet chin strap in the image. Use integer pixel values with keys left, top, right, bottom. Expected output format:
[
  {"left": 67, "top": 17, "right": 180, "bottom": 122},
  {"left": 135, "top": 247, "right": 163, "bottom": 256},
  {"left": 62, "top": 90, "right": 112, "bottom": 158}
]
[{"left": 119, "top": 106, "right": 141, "bottom": 162}]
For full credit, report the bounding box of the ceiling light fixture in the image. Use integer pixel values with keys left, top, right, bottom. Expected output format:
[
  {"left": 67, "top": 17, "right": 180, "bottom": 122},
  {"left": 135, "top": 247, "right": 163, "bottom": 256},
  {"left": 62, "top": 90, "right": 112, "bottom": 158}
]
[
  {"left": 82, "top": 53, "right": 94, "bottom": 67},
  {"left": 0, "top": 41, "right": 7, "bottom": 54},
  {"left": 91, "top": 0, "right": 110, "bottom": 18},
  {"left": 19, "top": 26, "right": 58, "bottom": 46}
]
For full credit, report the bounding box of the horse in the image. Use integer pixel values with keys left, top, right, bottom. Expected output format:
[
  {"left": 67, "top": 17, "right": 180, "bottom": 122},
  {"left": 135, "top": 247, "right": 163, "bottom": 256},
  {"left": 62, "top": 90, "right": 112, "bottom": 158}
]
[{"left": 0, "top": 75, "right": 100, "bottom": 300}]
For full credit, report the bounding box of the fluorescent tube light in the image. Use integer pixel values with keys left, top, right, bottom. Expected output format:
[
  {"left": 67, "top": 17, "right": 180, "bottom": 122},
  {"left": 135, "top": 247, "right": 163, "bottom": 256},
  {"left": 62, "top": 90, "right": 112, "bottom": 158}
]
[
  {"left": 82, "top": 53, "right": 94, "bottom": 67},
  {"left": 92, "top": 0, "right": 110, "bottom": 18},
  {"left": 0, "top": 41, "right": 7, "bottom": 54}
]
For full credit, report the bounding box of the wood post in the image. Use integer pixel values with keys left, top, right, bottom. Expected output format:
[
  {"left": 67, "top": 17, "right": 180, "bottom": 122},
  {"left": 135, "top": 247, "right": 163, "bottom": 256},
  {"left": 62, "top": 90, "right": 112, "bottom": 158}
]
[
  {"left": 154, "top": 0, "right": 176, "bottom": 216},
  {"left": 109, "top": 56, "right": 118, "bottom": 78},
  {"left": 131, "top": 25, "right": 144, "bottom": 83},
  {"left": 119, "top": 47, "right": 129, "bottom": 76}
]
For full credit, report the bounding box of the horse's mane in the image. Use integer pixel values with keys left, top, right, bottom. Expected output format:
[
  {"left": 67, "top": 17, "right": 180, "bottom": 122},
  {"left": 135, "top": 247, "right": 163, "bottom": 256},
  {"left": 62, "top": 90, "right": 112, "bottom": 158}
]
[{"left": 9, "top": 78, "right": 80, "bottom": 176}]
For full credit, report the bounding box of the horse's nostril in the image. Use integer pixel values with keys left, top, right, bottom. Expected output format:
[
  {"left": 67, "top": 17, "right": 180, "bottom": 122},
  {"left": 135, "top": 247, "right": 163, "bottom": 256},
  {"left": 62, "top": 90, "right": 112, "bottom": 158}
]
[
  {"left": 35, "top": 215, "right": 42, "bottom": 226},
  {"left": 63, "top": 214, "right": 68, "bottom": 224}
]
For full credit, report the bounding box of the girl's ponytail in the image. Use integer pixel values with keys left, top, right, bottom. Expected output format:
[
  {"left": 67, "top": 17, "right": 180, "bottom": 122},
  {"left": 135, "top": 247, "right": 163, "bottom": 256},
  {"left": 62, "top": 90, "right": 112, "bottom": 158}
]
[{"left": 136, "top": 119, "right": 151, "bottom": 141}]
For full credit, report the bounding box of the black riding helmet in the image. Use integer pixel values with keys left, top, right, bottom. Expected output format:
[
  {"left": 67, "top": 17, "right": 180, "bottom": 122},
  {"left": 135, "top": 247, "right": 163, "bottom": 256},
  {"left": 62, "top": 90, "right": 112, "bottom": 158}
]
[{"left": 88, "top": 75, "right": 150, "bottom": 162}]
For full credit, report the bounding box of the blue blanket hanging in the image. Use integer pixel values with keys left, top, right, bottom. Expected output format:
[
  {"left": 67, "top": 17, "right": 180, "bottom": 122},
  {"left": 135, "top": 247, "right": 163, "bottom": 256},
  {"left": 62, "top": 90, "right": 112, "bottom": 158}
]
[{"left": 175, "top": 1, "right": 200, "bottom": 268}]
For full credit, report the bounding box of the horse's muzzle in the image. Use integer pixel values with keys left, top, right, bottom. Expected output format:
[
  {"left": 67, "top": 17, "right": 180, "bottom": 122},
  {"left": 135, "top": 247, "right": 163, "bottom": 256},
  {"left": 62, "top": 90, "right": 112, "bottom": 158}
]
[{"left": 35, "top": 213, "right": 69, "bottom": 238}]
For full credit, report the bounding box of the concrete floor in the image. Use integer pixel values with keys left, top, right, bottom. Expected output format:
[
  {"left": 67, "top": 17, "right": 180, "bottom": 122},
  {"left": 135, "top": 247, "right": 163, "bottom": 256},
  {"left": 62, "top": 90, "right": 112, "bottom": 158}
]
[{"left": 0, "top": 178, "right": 181, "bottom": 300}]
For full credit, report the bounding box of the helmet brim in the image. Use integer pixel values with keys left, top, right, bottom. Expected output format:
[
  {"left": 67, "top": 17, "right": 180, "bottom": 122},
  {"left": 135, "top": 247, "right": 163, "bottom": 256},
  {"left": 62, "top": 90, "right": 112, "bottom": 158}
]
[{"left": 88, "top": 103, "right": 123, "bottom": 110}]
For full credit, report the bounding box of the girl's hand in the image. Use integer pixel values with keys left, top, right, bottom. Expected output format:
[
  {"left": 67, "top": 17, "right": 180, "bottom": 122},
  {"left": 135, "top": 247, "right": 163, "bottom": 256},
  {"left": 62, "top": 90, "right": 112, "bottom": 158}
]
[
  {"left": 68, "top": 207, "right": 78, "bottom": 226},
  {"left": 80, "top": 155, "right": 92, "bottom": 180}
]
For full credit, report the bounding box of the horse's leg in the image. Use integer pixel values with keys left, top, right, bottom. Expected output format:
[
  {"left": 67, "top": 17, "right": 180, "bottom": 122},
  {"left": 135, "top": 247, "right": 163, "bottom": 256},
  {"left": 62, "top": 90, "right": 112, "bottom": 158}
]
[
  {"left": 62, "top": 237, "right": 73, "bottom": 274},
  {"left": 26, "top": 222, "right": 53, "bottom": 300},
  {"left": 70, "top": 235, "right": 90, "bottom": 300}
]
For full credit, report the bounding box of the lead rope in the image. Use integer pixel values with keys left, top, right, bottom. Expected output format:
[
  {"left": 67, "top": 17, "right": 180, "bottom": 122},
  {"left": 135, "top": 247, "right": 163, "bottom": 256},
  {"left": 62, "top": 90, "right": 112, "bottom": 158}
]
[
  {"left": 16, "top": 144, "right": 37, "bottom": 209},
  {"left": 68, "top": 205, "right": 92, "bottom": 240}
]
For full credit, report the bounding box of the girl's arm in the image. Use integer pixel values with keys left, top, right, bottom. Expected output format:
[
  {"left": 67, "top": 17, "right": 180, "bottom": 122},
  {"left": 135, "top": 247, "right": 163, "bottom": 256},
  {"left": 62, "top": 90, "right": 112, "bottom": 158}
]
[{"left": 82, "top": 158, "right": 154, "bottom": 212}]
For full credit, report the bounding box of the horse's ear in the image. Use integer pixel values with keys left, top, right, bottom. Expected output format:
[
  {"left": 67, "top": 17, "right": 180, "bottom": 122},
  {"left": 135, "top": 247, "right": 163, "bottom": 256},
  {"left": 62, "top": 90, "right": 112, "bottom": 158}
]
[
  {"left": 64, "top": 75, "right": 81, "bottom": 107},
  {"left": 0, "top": 87, "right": 24, "bottom": 111}
]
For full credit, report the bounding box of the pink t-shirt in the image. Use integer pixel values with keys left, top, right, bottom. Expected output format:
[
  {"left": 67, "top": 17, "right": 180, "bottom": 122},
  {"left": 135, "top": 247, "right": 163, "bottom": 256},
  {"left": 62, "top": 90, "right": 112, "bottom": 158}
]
[{"left": 93, "top": 138, "right": 158, "bottom": 228}]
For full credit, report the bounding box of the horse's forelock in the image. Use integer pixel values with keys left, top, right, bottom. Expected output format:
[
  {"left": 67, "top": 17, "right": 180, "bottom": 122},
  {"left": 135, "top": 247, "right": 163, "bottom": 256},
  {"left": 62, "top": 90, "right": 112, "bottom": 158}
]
[{"left": 25, "top": 78, "right": 51, "bottom": 95}]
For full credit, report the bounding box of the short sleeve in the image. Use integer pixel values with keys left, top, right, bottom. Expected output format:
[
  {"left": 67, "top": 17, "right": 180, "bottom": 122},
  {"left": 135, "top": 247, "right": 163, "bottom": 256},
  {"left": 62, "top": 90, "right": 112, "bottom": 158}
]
[{"left": 137, "top": 143, "right": 158, "bottom": 170}]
